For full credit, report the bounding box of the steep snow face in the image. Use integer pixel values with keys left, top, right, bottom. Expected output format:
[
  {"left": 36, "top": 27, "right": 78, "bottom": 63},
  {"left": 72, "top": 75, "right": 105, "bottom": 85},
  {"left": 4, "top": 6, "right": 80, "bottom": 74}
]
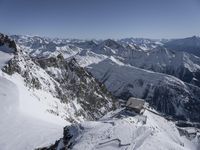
[
  {"left": 124, "top": 47, "right": 200, "bottom": 87},
  {"left": 0, "top": 38, "right": 67, "bottom": 149},
  {"left": 88, "top": 58, "right": 200, "bottom": 122},
  {"left": 47, "top": 109, "right": 199, "bottom": 150},
  {"left": 0, "top": 73, "right": 66, "bottom": 150},
  {"left": 164, "top": 36, "right": 200, "bottom": 57},
  {"left": 0, "top": 36, "right": 70, "bottom": 150},
  {"left": 73, "top": 50, "right": 108, "bottom": 67}
]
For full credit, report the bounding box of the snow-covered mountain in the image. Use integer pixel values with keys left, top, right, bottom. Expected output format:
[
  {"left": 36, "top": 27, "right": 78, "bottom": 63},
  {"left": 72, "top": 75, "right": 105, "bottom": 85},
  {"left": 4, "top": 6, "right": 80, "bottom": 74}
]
[
  {"left": 10, "top": 35, "right": 83, "bottom": 58},
  {"left": 164, "top": 36, "right": 200, "bottom": 57},
  {"left": 118, "top": 37, "right": 164, "bottom": 51},
  {"left": 9, "top": 35, "right": 200, "bottom": 122},
  {"left": 123, "top": 47, "right": 200, "bottom": 87},
  {"left": 41, "top": 108, "right": 200, "bottom": 150},
  {"left": 88, "top": 57, "right": 200, "bottom": 122},
  {"left": 1, "top": 33, "right": 200, "bottom": 149},
  {"left": 0, "top": 34, "right": 115, "bottom": 149},
  {"left": 12, "top": 35, "right": 200, "bottom": 88},
  {"left": 78, "top": 39, "right": 200, "bottom": 88}
]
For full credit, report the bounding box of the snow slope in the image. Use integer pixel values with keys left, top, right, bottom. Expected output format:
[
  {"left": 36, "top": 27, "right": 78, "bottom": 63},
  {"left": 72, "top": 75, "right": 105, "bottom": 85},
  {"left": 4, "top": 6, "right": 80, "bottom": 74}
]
[
  {"left": 50, "top": 109, "right": 199, "bottom": 150},
  {"left": 73, "top": 50, "right": 107, "bottom": 67},
  {"left": 88, "top": 58, "right": 200, "bottom": 122},
  {"left": 0, "top": 36, "right": 69, "bottom": 149},
  {"left": 123, "top": 47, "right": 200, "bottom": 87},
  {"left": 0, "top": 40, "right": 68, "bottom": 149},
  {"left": 0, "top": 72, "right": 67, "bottom": 150}
]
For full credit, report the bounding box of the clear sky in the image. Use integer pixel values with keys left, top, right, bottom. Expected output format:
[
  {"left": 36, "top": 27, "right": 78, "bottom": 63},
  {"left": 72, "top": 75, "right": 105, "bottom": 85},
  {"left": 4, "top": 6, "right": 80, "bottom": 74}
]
[{"left": 0, "top": 0, "right": 200, "bottom": 39}]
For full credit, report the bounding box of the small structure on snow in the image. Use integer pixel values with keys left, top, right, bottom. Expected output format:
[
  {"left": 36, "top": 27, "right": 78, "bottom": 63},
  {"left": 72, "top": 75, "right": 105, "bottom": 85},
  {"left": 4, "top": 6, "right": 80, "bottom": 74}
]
[{"left": 125, "top": 97, "right": 145, "bottom": 113}]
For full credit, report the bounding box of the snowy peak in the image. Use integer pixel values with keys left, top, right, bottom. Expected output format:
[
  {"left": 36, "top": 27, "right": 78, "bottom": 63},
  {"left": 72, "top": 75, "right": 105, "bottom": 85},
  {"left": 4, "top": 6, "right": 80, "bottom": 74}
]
[
  {"left": 74, "top": 40, "right": 98, "bottom": 49},
  {"left": 164, "top": 36, "right": 200, "bottom": 56},
  {"left": 118, "top": 38, "right": 162, "bottom": 51},
  {"left": 11, "top": 35, "right": 82, "bottom": 58},
  {"left": 101, "top": 39, "right": 123, "bottom": 49},
  {"left": 92, "top": 39, "right": 127, "bottom": 57}
]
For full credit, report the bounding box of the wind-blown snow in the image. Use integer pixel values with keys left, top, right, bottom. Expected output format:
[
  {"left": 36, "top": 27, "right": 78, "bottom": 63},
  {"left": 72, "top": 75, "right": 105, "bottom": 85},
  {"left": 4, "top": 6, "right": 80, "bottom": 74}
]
[
  {"left": 59, "top": 109, "right": 198, "bottom": 150},
  {"left": 0, "top": 73, "right": 68, "bottom": 150},
  {"left": 0, "top": 48, "right": 68, "bottom": 149}
]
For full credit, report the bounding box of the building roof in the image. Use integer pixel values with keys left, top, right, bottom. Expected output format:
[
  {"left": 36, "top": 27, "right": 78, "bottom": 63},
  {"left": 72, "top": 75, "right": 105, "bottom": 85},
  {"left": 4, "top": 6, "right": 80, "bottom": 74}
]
[{"left": 126, "top": 97, "right": 145, "bottom": 110}]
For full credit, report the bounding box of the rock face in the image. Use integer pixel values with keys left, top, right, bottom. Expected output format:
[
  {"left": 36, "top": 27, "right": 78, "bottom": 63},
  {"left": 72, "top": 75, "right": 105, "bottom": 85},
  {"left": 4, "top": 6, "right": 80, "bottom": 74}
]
[
  {"left": 2, "top": 34, "right": 115, "bottom": 122},
  {"left": 35, "top": 55, "right": 115, "bottom": 120},
  {"left": 0, "top": 33, "right": 17, "bottom": 53}
]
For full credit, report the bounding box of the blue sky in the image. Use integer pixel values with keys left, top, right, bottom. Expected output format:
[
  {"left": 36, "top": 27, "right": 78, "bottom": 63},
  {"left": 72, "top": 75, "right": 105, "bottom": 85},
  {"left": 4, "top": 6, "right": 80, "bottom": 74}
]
[{"left": 0, "top": 0, "right": 200, "bottom": 39}]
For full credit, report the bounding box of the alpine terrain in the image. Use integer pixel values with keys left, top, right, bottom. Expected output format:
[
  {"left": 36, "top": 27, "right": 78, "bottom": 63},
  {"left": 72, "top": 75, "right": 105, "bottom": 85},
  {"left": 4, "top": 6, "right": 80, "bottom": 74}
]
[{"left": 0, "top": 34, "right": 200, "bottom": 150}]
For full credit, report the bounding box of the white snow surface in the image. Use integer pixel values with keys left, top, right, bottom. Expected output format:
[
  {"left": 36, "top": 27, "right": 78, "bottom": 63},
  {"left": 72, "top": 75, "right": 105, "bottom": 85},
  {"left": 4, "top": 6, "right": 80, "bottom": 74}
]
[
  {"left": 62, "top": 109, "right": 198, "bottom": 150},
  {"left": 0, "top": 49, "right": 68, "bottom": 149},
  {"left": 0, "top": 71, "right": 68, "bottom": 150},
  {"left": 88, "top": 58, "right": 187, "bottom": 97},
  {"left": 74, "top": 50, "right": 107, "bottom": 67}
]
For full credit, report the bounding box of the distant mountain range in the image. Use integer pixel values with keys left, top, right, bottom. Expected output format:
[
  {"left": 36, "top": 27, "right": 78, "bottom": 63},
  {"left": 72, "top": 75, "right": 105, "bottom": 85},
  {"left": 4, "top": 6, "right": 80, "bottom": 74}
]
[{"left": 164, "top": 36, "right": 200, "bottom": 56}]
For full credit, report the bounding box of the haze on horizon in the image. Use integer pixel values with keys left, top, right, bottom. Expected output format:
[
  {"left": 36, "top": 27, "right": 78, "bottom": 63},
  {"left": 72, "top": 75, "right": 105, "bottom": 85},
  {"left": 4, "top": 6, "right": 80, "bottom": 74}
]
[{"left": 0, "top": 0, "right": 200, "bottom": 39}]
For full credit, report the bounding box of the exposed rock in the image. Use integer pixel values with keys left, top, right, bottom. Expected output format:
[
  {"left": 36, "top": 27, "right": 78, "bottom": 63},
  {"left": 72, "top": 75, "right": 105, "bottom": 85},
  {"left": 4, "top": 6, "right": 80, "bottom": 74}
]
[{"left": 35, "top": 55, "right": 116, "bottom": 120}]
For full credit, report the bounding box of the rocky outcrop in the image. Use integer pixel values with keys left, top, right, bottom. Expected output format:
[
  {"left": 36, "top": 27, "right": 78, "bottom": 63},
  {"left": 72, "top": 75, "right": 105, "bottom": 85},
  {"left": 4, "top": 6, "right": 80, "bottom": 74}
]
[
  {"left": 0, "top": 33, "right": 17, "bottom": 53},
  {"left": 35, "top": 55, "right": 116, "bottom": 120}
]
